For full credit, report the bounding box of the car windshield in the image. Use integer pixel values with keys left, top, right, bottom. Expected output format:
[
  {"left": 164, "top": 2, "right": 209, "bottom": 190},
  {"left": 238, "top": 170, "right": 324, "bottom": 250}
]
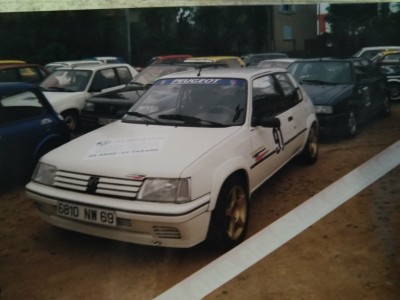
[
  {"left": 130, "top": 65, "right": 194, "bottom": 86},
  {"left": 122, "top": 78, "right": 247, "bottom": 127},
  {"left": 288, "top": 61, "right": 352, "bottom": 85},
  {"left": 40, "top": 69, "right": 92, "bottom": 92}
]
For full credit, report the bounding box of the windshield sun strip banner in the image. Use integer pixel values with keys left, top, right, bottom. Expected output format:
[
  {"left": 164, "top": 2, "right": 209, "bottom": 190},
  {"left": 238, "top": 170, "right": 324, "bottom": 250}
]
[{"left": 155, "top": 78, "right": 246, "bottom": 87}]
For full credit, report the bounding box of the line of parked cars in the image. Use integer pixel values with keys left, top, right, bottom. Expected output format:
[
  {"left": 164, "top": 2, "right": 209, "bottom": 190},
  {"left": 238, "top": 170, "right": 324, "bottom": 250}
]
[{"left": 1, "top": 48, "right": 397, "bottom": 250}]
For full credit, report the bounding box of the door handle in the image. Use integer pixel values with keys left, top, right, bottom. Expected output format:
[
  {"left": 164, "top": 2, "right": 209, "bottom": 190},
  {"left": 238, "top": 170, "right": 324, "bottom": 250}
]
[{"left": 41, "top": 118, "right": 52, "bottom": 125}]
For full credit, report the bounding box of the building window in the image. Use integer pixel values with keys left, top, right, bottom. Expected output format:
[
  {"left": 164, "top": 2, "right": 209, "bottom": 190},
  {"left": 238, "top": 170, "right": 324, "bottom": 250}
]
[
  {"left": 283, "top": 26, "right": 294, "bottom": 40},
  {"left": 279, "top": 5, "right": 296, "bottom": 15}
]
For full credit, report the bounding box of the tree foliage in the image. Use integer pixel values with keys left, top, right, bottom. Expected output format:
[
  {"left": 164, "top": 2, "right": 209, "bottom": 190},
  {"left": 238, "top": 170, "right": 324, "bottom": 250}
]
[
  {"left": 326, "top": 3, "right": 400, "bottom": 57},
  {"left": 0, "top": 7, "right": 272, "bottom": 66}
]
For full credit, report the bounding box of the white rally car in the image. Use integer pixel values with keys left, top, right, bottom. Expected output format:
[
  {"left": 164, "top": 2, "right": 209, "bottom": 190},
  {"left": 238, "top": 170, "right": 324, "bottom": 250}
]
[{"left": 26, "top": 67, "right": 318, "bottom": 249}]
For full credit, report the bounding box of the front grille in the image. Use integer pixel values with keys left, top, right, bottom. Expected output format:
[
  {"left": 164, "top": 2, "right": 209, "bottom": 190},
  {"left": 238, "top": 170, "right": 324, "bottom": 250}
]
[{"left": 53, "top": 170, "right": 143, "bottom": 200}]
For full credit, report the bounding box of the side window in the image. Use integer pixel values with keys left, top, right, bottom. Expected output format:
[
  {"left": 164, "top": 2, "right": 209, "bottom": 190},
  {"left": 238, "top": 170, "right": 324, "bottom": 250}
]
[
  {"left": 275, "top": 73, "right": 300, "bottom": 109},
  {"left": 252, "top": 75, "right": 284, "bottom": 119},
  {"left": 116, "top": 67, "right": 133, "bottom": 84},
  {"left": 18, "top": 67, "right": 41, "bottom": 84},
  {"left": 91, "top": 68, "right": 118, "bottom": 91},
  {"left": 0, "top": 91, "right": 46, "bottom": 125},
  {"left": 0, "top": 69, "right": 19, "bottom": 82}
]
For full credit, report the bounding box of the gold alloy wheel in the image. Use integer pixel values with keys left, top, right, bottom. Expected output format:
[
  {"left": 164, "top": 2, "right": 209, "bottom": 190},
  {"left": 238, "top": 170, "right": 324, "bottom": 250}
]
[
  {"left": 308, "top": 126, "right": 318, "bottom": 158},
  {"left": 225, "top": 185, "right": 247, "bottom": 240}
]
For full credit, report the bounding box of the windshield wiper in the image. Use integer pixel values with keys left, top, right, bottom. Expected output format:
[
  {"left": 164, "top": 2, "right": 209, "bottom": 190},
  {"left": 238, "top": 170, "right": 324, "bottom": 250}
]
[
  {"left": 125, "top": 111, "right": 161, "bottom": 123},
  {"left": 158, "top": 114, "right": 225, "bottom": 126},
  {"left": 300, "top": 79, "right": 335, "bottom": 85}
]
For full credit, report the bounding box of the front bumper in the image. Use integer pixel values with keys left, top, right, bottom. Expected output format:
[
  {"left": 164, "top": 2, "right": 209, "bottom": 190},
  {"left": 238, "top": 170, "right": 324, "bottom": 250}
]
[
  {"left": 26, "top": 181, "right": 211, "bottom": 248},
  {"left": 316, "top": 112, "right": 348, "bottom": 131}
]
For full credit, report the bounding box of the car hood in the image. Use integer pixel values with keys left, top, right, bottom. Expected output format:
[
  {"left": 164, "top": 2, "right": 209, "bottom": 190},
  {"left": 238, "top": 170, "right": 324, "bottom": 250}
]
[
  {"left": 87, "top": 89, "right": 144, "bottom": 105},
  {"left": 42, "top": 121, "right": 240, "bottom": 178},
  {"left": 301, "top": 84, "right": 354, "bottom": 106},
  {"left": 42, "top": 91, "right": 86, "bottom": 112}
]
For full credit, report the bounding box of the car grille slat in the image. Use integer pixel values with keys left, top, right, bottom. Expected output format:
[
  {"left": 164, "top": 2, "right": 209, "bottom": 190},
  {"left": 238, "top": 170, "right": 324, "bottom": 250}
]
[{"left": 53, "top": 170, "right": 144, "bottom": 200}]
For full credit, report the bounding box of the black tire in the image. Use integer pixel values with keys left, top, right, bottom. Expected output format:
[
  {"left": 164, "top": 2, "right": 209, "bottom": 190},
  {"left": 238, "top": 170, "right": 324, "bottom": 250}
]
[
  {"left": 381, "top": 95, "right": 391, "bottom": 117},
  {"left": 344, "top": 109, "right": 358, "bottom": 138},
  {"left": 388, "top": 82, "right": 400, "bottom": 102},
  {"left": 299, "top": 124, "right": 318, "bottom": 164},
  {"left": 207, "top": 175, "right": 249, "bottom": 250},
  {"left": 62, "top": 110, "right": 78, "bottom": 131}
]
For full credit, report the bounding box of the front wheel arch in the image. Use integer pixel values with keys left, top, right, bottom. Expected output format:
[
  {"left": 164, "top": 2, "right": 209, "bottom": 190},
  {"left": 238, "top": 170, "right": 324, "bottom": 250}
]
[{"left": 206, "top": 173, "right": 249, "bottom": 250}]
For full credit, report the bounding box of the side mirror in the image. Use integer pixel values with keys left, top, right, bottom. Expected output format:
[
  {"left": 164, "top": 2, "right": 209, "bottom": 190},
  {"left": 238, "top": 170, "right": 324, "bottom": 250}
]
[{"left": 251, "top": 116, "right": 281, "bottom": 128}]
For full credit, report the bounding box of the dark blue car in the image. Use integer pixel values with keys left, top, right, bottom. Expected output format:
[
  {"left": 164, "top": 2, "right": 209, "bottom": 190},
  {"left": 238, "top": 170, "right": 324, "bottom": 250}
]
[
  {"left": 288, "top": 58, "right": 390, "bottom": 138},
  {"left": 0, "top": 82, "right": 70, "bottom": 188}
]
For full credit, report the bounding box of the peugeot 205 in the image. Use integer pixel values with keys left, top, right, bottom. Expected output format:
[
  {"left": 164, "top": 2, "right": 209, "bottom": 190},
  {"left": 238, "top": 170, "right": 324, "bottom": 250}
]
[{"left": 26, "top": 67, "right": 318, "bottom": 249}]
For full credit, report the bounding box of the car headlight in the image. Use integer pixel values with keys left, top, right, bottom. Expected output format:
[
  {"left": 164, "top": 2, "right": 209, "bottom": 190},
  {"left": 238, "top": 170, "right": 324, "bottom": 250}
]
[
  {"left": 32, "top": 162, "right": 57, "bottom": 185},
  {"left": 314, "top": 105, "right": 333, "bottom": 114},
  {"left": 137, "top": 178, "right": 191, "bottom": 203},
  {"left": 83, "top": 102, "right": 95, "bottom": 112}
]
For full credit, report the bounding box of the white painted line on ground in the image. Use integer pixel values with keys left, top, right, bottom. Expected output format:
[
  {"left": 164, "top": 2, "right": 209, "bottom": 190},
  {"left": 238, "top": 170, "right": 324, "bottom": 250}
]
[{"left": 155, "top": 140, "right": 400, "bottom": 300}]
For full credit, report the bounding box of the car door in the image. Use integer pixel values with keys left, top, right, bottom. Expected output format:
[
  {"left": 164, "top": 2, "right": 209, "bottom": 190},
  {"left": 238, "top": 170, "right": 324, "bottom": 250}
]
[
  {"left": 89, "top": 68, "right": 126, "bottom": 94},
  {"left": 353, "top": 62, "right": 374, "bottom": 120},
  {"left": 249, "top": 74, "right": 296, "bottom": 188},
  {"left": 0, "top": 89, "right": 58, "bottom": 182},
  {"left": 274, "top": 72, "right": 307, "bottom": 155}
]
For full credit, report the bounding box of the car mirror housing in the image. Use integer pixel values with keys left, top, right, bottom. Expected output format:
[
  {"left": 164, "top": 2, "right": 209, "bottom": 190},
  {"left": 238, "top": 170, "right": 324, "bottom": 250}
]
[{"left": 251, "top": 116, "right": 281, "bottom": 128}]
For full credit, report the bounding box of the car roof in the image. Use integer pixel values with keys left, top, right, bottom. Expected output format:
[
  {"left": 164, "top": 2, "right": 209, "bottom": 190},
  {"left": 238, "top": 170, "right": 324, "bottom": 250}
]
[
  {"left": 360, "top": 46, "right": 400, "bottom": 50},
  {"left": 53, "top": 63, "right": 132, "bottom": 71},
  {"left": 46, "top": 60, "right": 103, "bottom": 66},
  {"left": 157, "top": 66, "right": 285, "bottom": 81},
  {"left": 244, "top": 52, "right": 287, "bottom": 57},
  {"left": 292, "top": 57, "right": 356, "bottom": 62},
  {"left": 0, "top": 63, "right": 47, "bottom": 70},
  {"left": 259, "top": 58, "right": 297, "bottom": 63},
  {"left": 0, "top": 60, "right": 26, "bottom": 64},
  {"left": 185, "top": 56, "right": 242, "bottom": 61}
]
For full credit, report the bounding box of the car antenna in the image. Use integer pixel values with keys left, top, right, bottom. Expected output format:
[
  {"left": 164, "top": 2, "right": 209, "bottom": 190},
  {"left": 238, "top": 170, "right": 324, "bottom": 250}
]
[{"left": 196, "top": 63, "right": 226, "bottom": 76}]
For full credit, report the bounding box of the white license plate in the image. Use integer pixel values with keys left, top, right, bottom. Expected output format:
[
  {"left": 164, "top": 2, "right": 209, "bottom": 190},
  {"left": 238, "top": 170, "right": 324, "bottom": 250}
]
[
  {"left": 57, "top": 201, "right": 116, "bottom": 227},
  {"left": 98, "top": 118, "right": 116, "bottom": 125}
]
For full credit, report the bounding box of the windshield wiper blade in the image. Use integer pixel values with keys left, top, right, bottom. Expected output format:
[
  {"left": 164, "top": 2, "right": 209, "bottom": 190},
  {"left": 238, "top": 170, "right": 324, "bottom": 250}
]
[
  {"left": 300, "top": 79, "right": 334, "bottom": 85},
  {"left": 158, "top": 114, "right": 225, "bottom": 126},
  {"left": 126, "top": 111, "right": 161, "bottom": 123}
]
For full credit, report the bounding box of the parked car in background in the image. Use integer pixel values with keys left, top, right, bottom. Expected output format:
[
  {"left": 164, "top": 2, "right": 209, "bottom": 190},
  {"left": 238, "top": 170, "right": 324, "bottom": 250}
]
[
  {"left": 257, "top": 58, "right": 298, "bottom": 69},
  {"left": 0, "top": 63, "right": 49, "bottom": 85},
  {"left": 45, "top": 60, "right": 104, "bottom": 73},
  {"left": 0, "top": 82, "right": 70, "bottom": 187},
  {"left": 39, "top": 63, "right": 138, "bottom": 131},
  {"left": 26, "top": 66, "right": 318, "bottom": 250},
  {"left": 184, "top": 56, "right": 245, "bottom": 68},
  {"left": 241, "top": 52, "right": 289, "bottom": 67},
  {"left": 88, "top": 56, "right": 127, "bottom": 64},
  {"left": 371, "top": 50, "right": 400, "bottom": 101},
  {"left": 352, "top": 46, "right": 400, "bottom": 59},
  {"left": 147, "top": 55, "right": 192, "bottom": 65},
  {"left": 288, "top": 58, "right": 390, "bottom": 138},
  {"left": 80, "top": 63, "right": 219, "bottom": 130}
]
